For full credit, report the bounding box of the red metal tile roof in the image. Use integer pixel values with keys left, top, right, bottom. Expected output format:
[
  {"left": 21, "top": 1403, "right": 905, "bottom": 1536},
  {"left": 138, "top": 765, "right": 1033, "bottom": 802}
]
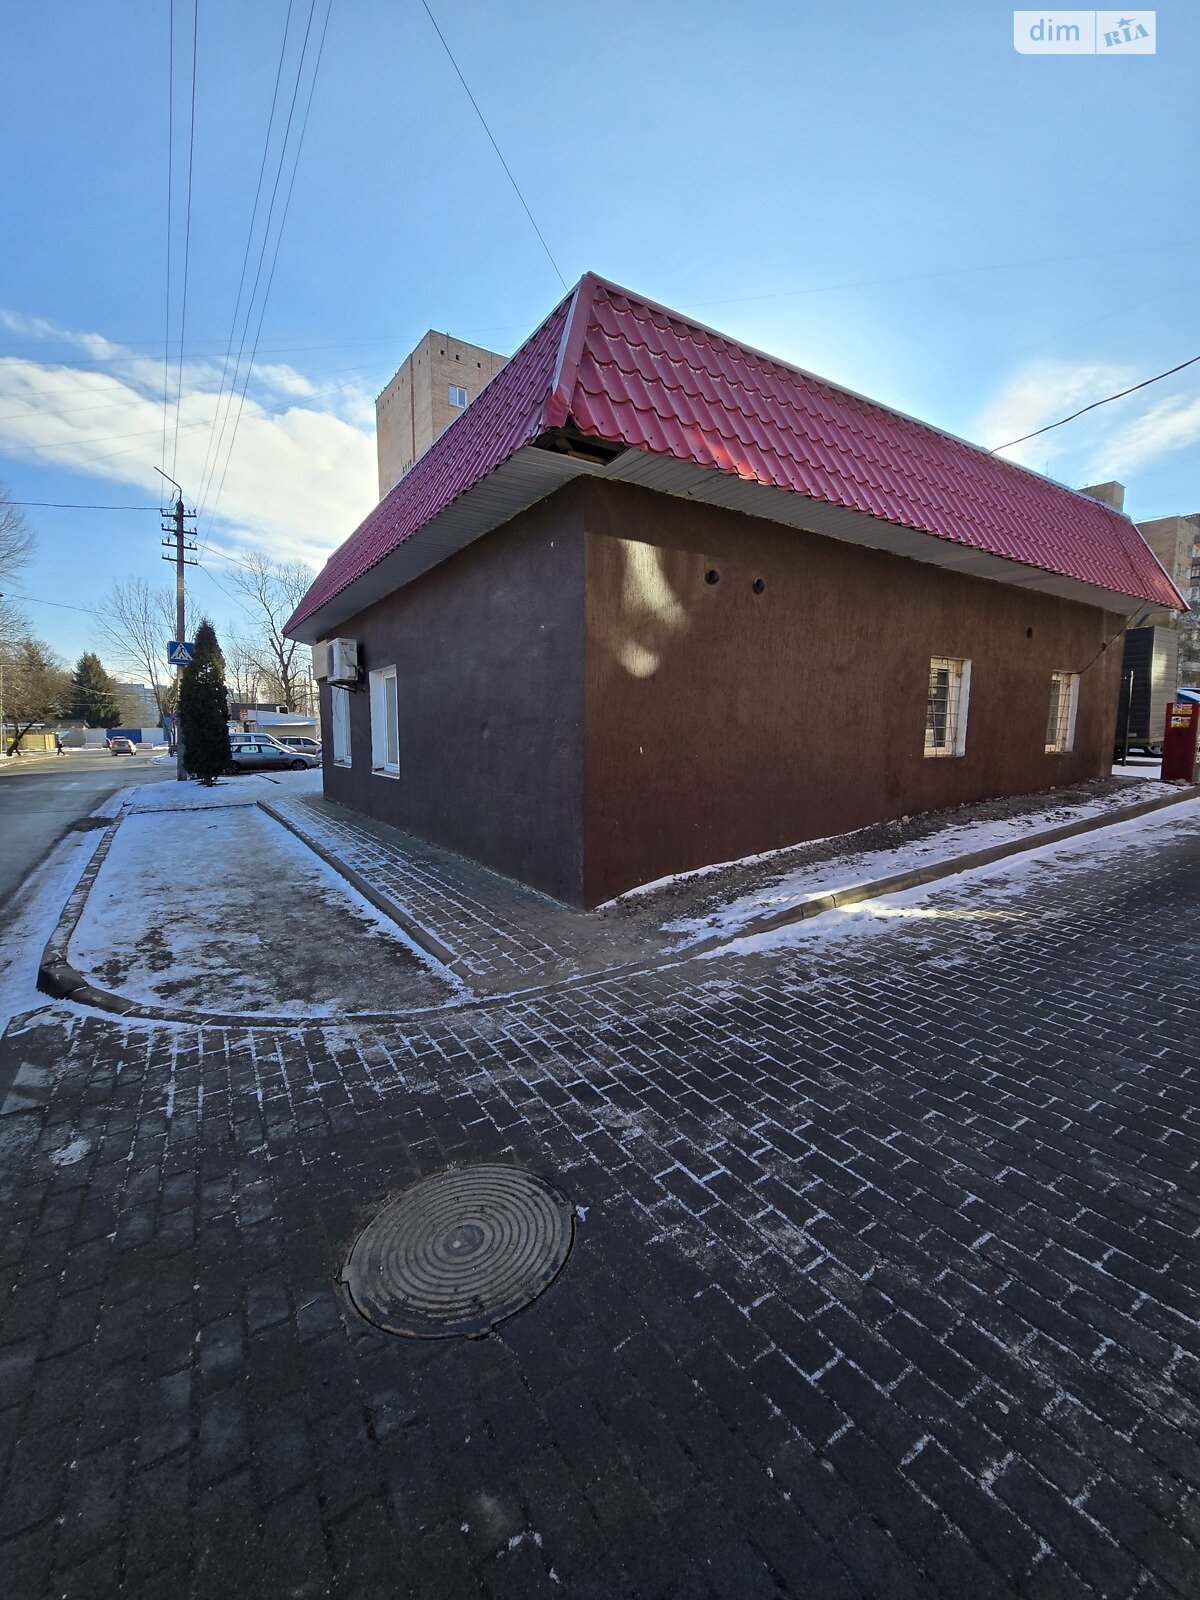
[{"left": 288, "top": 274, "right": 1183, "bottom": 632}]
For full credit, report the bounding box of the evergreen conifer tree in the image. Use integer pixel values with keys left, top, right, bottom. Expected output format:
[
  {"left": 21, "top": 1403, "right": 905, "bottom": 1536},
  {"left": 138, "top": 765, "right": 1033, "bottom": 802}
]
[
  {"left": 68, "top": 652, "right": 121, "bottom": 727},
  {"left": 178, "top": 620, "right": 231, "bottom": 785}
]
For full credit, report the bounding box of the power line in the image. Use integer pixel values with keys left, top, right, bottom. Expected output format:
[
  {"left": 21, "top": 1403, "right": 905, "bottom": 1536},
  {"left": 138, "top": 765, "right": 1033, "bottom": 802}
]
[
  {"left": 8, "top": 245, "right": 1193, "bottom": 372},
  {"left": 193, "top": 558, "right": 259, "bottom": 617},
  {"left": 690, "top": 244, "right": 1197, "bottom": 312},
  {"left": 419, "top": 0, "right": 566, "bottom": 291},
  {"left": 201, "top": 544, "right": 284, "bottom": 577},
  {"left": 197, "top": 0, "right": 322, "bottom": 521},
  {"left": 200, "top": 0, "right": 334, "bottom": 549},
  {"left": 171, "top": 0, "right": 199, "bottom": 481},
  {"left": 162, "top": 0, "right": 175, "bottom": 477},
  {"left": 195, "top": 0, "right": 297, "bottom": 514},
  {"left": 5, "top": 590, "right": 96, "bottom": 615},
  {"left": 990, "top": 354, "right": 1200, "bottom": 453},
  {"left": 4, "top": 500, "right": 161, "bottom": 511}
]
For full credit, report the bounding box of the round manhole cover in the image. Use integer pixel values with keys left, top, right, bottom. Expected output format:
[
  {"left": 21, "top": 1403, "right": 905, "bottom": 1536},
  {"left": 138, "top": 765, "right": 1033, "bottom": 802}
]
[{"left": 341, "top": 1165, "right": 575, "bottom": 1339}]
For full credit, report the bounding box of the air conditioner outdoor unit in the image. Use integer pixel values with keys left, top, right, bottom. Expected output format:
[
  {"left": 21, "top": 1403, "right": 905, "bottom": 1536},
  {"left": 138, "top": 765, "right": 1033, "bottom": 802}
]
[{"left": 328, "top": 638, "right": 360, "bottom": 685}]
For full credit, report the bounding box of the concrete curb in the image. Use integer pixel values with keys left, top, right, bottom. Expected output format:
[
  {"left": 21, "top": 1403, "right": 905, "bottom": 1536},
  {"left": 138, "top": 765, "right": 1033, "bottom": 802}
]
[
  {"left": 682, "top": 783, "right": 1200, "bottom": 955},
  {"left": 34, "top": 782, "right": 1200, "bottom": 1029},
  {"left": 36, "top": 816, "right": 123, "bottom": 1006}
]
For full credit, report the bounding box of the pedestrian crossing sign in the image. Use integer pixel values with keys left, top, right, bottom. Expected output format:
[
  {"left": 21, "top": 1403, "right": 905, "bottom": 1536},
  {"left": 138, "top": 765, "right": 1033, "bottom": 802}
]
[{"left": 167, "top": 641, "right": 194, "bottom": 665}]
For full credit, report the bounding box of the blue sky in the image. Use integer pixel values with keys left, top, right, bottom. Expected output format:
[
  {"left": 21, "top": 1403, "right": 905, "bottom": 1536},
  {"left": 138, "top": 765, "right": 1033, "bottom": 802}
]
[{"left": 1, "top": 0, "right": 1196, "bottom": 666}]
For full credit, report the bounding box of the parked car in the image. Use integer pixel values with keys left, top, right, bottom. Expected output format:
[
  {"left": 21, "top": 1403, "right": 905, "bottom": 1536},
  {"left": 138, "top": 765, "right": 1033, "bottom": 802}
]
[
  {"left": 276, "top": 736, "right": 322, "bottom": 757},
  {"left": 109, "top": 737, "right": 137, "bottom": 756},
  {"left": 226, "top": 735, "right": 318, "bottom": 773}
]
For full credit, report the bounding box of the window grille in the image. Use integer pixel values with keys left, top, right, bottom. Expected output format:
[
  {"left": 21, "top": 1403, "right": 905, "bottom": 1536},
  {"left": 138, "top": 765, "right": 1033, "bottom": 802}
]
[
  {"left": 1045, "top": 671, "right": 1079, "bottom": 753},
  {"left": 924, "top": 656, "right": 970, "bottom": 757}
]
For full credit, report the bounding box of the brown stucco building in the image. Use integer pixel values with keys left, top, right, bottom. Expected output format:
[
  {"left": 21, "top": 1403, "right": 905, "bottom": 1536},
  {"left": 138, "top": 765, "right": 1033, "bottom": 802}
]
[{"left": 288, "top": 276, "right": 1183, "bottom": 908}]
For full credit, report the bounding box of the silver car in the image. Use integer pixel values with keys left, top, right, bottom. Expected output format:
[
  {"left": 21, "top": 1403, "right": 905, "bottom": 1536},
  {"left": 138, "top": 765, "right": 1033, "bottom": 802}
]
[{"left": 226, "top": 735, "right": 318, "bottom": 773}]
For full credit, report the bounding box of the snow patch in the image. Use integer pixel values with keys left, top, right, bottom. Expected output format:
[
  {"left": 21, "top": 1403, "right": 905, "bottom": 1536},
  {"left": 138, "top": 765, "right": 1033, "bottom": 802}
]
[{"left": 48, "top": 1136, "right": 91, "bottom": 1167}]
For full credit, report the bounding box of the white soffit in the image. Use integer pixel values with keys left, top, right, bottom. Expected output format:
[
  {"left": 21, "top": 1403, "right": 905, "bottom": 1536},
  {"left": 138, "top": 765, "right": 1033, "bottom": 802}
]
[{"left": 294, "top": 444, "right": 1145, "bottom": 641}]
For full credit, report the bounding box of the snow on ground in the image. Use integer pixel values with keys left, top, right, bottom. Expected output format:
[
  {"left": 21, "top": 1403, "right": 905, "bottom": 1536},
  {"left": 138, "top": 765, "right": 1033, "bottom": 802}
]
[
  {"left": 0, "top": 827, "right": 105, "bottom": 1034},
  {"left": 69, "top": 800, "right": 461, "bottom": 1016},
  {"left": 665, "top": 781, "right": 1183, "bottom": 948},
  {"left": 124, "top": 768, "right": 324, "bottom": 811},
  {"left": 1112, "top": 756, "right": 1164, "bottom": 779},
  {"left": 708, "top": 798, "right": 1200, "bottom": 962}
]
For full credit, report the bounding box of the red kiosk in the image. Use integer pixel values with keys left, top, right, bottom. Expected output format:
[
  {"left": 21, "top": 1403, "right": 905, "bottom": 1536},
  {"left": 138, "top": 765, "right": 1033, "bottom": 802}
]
[{"left": 1161, "top": 700, "right": 1200, "bottom": 782}]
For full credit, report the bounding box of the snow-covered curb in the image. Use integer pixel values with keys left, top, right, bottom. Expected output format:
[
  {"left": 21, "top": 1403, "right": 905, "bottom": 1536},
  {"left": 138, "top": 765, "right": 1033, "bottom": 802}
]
[
  {"left": 708, "top": 796, "right": 1200, "bottom": 962},
  {"left": 659, "top": 781, "right": 1183, "bottom": 948}
]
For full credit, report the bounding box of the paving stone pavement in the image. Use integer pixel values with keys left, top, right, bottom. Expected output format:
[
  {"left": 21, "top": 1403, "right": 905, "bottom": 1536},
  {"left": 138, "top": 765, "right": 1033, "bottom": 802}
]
[
  {"left": 0, "top": 819, "right": 1197, "bottom": 1599},
  {"left": 275, "top": 791, "right": 672, "bottom": 989}
]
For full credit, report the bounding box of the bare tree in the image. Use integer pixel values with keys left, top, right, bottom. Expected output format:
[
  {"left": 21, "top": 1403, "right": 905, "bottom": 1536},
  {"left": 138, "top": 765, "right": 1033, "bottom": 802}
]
[
  {"left": 223, "top": 629, "right": 267, "bottom": 712},
  {"left": 3, "top": 634, "right": 70, "bottom": 756},
  {"left": 0, "top": 485, "right": 35, "bottom": 655},
  {"left": 92, "top": 579, "right": 191, "bottom": 724},
  {"left": 114, "top": 682, "right": 150, "bottom": 728},
  {"left": 0, "top": 481, "right": 35, "bottom": 586},
  {"left": 224, "top": 553, "right": 313, "bottom": 713},
  {"left": 0, "top": 595, "right": 27, "bottom": 656}
]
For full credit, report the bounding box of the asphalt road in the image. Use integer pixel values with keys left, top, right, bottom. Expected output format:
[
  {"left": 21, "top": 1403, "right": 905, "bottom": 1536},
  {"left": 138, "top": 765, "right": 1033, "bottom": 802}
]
[{"left": 0, "top": 747, "right": 176, "bottom": 913}]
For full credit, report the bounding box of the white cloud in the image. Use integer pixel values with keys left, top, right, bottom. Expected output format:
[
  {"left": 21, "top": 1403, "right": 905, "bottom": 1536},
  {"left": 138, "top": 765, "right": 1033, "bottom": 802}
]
[
  {"left": 974, "top": 358, "right": 1133, "bottom": 467},
  {"left": 1083, "top": 390, "right": 1200, "bottom": 480},
  {"left": 0, "top": 308, "right": 379, "bottom": 571},
  {"left": 975, "top": 356, "right": 1200, "bottom": 493},
  {"left": 1, "top": 308, "right": 120, "bottom": 361}
]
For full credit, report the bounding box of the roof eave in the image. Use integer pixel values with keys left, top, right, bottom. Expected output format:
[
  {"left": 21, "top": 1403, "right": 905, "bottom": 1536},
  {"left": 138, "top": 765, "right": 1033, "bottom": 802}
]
[{"left": 290, "top": 442, "right": 1171, "bottom": 644}]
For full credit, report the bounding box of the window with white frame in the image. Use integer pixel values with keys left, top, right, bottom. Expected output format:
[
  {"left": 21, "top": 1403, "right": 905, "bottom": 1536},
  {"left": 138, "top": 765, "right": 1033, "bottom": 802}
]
[
  {"left": 330, "top": 686, "right": 352, "bottom": 766},
  {"left": 448, "top": 383, "right": 468, "bottom": 408},
  {"left": 924, "top": 656, "right": 971, "bottom": 757},
  {"left": 1045, "top": 670, "right": 1079, "bottom": 753},
  {"left": 369, "top": 666, "right": 400, "bottom": 775}
]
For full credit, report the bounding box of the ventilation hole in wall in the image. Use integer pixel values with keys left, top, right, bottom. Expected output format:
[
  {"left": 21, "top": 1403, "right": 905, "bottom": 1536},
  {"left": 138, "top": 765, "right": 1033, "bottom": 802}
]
[
  {"left": 753, "top": 578, "right": 766, "bottom": 594},
  {"left": 1026, "top": 627, "right": 1034, "bottom": 639},
  {"left": 705, "top": 569, "right": 720, "bottom": 585}
]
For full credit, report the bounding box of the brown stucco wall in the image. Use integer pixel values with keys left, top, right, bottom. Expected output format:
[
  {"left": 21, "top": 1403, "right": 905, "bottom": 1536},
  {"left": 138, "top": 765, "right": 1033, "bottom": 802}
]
[
  {"left": 319, "top": 484, "right": 587, "bottom": 903},
  {"left": 582, "top": 479, "right": 1124, "bottom": 906}
]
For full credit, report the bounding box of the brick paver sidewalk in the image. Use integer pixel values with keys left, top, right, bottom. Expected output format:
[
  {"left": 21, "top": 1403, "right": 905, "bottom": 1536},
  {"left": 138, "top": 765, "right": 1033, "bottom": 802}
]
[
  {"left": 0, "top": 817, "right": 1196, "bottom": 1598},
  {"left": 274, "top": 790, "right": 673, "bottom": 989}
]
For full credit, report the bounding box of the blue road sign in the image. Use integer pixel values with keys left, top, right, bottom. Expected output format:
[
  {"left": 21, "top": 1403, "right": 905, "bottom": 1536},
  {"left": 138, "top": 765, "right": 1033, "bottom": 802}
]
[{"left": 167, "top": 641, "right": 194, "bottom": 665}]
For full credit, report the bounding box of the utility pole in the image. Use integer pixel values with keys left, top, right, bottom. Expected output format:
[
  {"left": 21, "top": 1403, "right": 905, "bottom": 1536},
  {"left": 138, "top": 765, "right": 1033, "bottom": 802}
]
[{"left": 157, "top": 470, "right": 196, "bottom": 781}]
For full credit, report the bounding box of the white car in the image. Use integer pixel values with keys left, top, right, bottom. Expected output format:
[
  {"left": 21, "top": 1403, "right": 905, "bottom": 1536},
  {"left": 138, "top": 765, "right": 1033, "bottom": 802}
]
[
  {"left": 109, "top": 737, "right": 137, "bottom": 756},
  {"left": 226, "top": 735, "right": 319, "bottom": 773}
]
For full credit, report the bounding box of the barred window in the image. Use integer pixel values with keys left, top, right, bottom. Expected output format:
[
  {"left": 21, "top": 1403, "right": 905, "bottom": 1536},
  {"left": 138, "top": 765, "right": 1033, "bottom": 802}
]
[
  {"left": 924, "top": 656, "right": 971, "bottom": 757},
  {"left": 1045, "top": 671, "right": 1079, "bottom": 753}
]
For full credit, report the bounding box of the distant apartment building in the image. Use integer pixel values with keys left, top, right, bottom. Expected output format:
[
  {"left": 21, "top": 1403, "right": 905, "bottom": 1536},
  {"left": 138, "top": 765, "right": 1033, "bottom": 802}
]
[
  {"left": 1137, "top": 511, "right": 1200, "bottom": 681},
  {"left": 116, "top": 680, "right": 161, "bottom": 727},
  {"left": 1082, "top": 481, "right": 1200, "bottom": 696},
  {"left": 375, "top": 332, "right": 508, "bottom": 497}
]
